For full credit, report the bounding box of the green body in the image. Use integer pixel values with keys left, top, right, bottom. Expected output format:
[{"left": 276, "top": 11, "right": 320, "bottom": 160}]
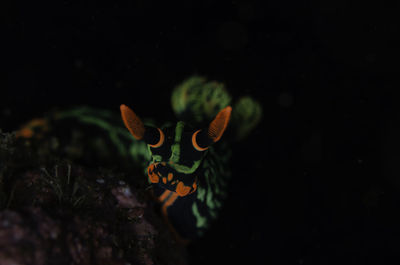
[{"left": 17, "top": 76, "right": 262, "bottom": 240}]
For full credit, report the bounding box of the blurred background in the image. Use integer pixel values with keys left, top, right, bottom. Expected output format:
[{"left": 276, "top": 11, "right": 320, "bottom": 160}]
[{"left": 2, "top": 1, "right": 400, "bottom": 264}]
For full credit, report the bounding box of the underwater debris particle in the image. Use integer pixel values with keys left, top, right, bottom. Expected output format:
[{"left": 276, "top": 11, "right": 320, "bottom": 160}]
[
  {"left": 278, "top": 92, "right": 293, "bottom": 108},
  {"left": 118, "top": 180, "right": 126, "bottom": 185}
]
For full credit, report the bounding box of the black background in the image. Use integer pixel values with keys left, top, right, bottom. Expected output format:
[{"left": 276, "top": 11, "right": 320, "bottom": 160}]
[{"left": 2, "top": 1, "right": 400, "bottom": 264}]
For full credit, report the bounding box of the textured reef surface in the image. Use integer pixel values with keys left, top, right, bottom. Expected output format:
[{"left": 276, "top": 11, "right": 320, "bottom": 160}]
[{"left": 0, "top": 130, "right": 187, "bottom": 265}]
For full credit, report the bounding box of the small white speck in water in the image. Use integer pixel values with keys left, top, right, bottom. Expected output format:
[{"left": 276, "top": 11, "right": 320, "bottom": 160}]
[
  {"left": 278, "top": 92, "right": 293, "bottom": 108},
  {"left": 118, "top": 180, "right": 126, "bottom": 185},
  {"left": 96, "top": 179, "right": 105, "bottom": 184}
]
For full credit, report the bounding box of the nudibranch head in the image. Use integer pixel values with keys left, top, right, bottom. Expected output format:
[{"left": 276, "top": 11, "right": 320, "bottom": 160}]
[{"left": 120, "top": 104, "right": 231, "bottom": 196}]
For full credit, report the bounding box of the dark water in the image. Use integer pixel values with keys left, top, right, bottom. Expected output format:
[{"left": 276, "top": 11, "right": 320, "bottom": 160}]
[{"left": 2, "top": 1, "right": 399, "bottom": 264}]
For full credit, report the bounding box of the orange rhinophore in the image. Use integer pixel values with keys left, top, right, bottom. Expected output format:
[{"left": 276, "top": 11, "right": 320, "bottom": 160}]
[
  {"left": 208, "top": 106, "right": 232, "bottom": 142},
  {"left": 120, "top": 104, "right": 145, "bottom": 140}
]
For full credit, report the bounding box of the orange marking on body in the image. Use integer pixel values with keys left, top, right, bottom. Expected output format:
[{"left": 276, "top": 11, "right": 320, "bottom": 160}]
[
  {"left": 158, "top": 190, "right": 171, "bottom": 202},
  {"left": 208, "top": 106, "right": 232, "bottom": 142},
  {"left": 160, "top": 192, "right": 190, "bottom": 244},
  {"left": 147, "top": 163, "right": 159, "bottom": 183},
  {"left": 29, "top": 118, "right": 47, "bottom": 127},
  {"left": 149, "top": 128, "right": 165, "bottom": 148},
  {"left": 15, "top": 118, "right": 49, "bottom": 139},
  {"left": 192, "top": 130, "right": 209, "bottom": 151},
  {"left": 15, "top": 128, "right": 34, "bottom": 138},
  {"left": 120, "top": 104, "right": 145, "bottom": 140},
  {"left": 167, "top": 173, "right": 173, "bottom": 181},
  {"left": 161, "top": 162, "right": 167, "bottom": 166},
  {"left": 147, "top": 163, "right": 154, "bottom": 173},
  {"left": 176, "top": 181, "right": 191, "bottom": 197},
  {"left": 149, "top": 173, "right": 159, "bottom": 183},
  {"left": 162, "top": 177, "right": 167, "bottom": 184},
  {"left": 162, "top": 193, "right": 179, "bottom": 212}
]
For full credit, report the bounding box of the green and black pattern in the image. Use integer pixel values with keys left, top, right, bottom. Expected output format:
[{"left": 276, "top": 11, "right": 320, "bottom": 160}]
[{"left": 16, "top": 76, "right": 262, "bottom": 240}]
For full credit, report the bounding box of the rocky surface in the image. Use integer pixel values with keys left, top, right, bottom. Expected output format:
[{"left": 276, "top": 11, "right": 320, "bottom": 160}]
[{"left": 0, "top": 131, "right": 187, "bottom": 265}]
